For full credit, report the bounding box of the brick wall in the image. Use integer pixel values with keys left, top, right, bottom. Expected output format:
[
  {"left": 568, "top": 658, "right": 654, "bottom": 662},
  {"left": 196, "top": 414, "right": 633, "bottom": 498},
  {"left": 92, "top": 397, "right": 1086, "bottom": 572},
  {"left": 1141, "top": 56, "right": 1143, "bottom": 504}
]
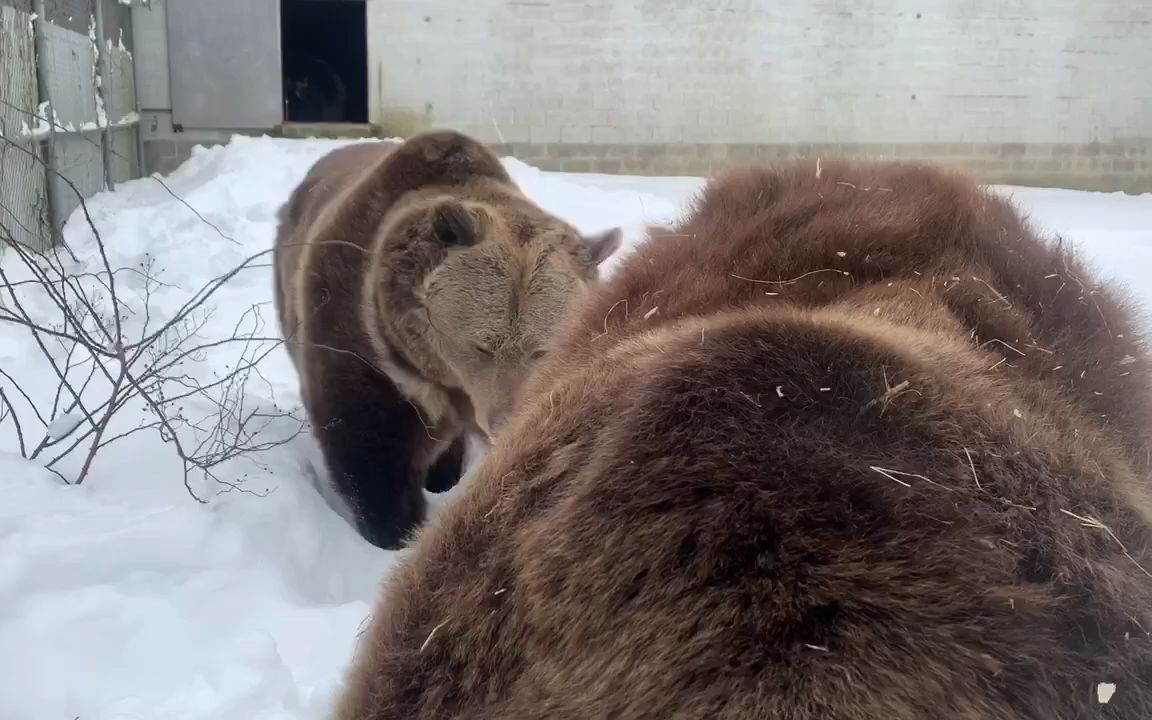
[{"left": 366, "top": 0, "right": 1152, "bottom": 191}]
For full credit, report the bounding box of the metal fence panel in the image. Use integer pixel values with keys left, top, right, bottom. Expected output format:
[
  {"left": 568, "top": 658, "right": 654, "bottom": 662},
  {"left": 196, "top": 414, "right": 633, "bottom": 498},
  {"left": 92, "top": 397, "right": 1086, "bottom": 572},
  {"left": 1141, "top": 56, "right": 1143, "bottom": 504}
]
[
  {"left": 0, "top": 5, "right": 49, "bottom": 250},
  {"left": 102, "top": 1, "right": 138, "bottom": 186},
  {"left": 167, "top": 0, "right": 282, "bottom": 129},
  {"left": 1, "top": 0, "right": 141, "bottom": 251},
  {"left": 41, "top": 17, "right": 104, "bottom": 230}
]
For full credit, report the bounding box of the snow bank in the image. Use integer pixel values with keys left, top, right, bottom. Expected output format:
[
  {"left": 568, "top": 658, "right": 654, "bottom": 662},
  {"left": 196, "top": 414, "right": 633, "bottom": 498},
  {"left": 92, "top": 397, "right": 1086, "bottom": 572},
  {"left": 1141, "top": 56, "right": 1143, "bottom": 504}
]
[
  {"left": 997, "top": 185, "right": 1152, "bottom": 305},
  {"left": 0, "top": 136, "right": 680, "bottom": 720},
  {"left": 0, "top": 135, "right": 1149, "bottom": 720}
]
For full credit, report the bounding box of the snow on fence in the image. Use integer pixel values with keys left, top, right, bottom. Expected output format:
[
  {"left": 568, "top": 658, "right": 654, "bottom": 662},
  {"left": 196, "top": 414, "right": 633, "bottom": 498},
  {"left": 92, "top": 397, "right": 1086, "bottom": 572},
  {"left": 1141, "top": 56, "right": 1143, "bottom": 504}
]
[
  {"left": 1, "top": 0, "right": 141, "bottom": 252},
  {"left": 1, "top": 1, "right": 306, "bottom": 495}
]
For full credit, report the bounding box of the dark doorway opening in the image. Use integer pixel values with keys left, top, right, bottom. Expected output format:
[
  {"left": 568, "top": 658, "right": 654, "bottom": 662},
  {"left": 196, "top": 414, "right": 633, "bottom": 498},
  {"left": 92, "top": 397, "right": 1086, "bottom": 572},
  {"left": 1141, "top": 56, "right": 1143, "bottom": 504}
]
[{"left": 281, "top": 0, "right": 368, "bottom": 124}]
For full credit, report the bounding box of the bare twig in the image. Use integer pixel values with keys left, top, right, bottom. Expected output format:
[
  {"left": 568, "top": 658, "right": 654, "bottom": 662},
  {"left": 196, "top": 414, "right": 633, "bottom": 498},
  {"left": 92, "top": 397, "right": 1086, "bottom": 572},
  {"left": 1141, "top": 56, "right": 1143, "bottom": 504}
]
[
  {"left": 964, "top": 447, "right": 982, "bottom": 490},
  {"left": 860, "top": 379, "right": 912, "bottom": 415},
  {"left": 592, "top": 298, "right": 629, "bottom": 340},
  {"left": 1, "top": 106, "right": 305, "bottom": 500},
  {"left": 869, "top": 465, "right": 954, "bottom": 492},
  {"left": 72, "top": 359, "right": 127, "bottom": 485},
  {"left": 1059, "top": 509, "right": 1152, "bottom": 580},
  {"left": 971, "top": 276, "right": 1012, "bottom": 309},
  {"left": 420, "top": 619, "right": 451, "bottom": 653},
  {"left": 0, "top": 388, "right": 26, "bottom": 458},
  {"left": 731, "top": 268, "right": 851, "bottom": 287}
]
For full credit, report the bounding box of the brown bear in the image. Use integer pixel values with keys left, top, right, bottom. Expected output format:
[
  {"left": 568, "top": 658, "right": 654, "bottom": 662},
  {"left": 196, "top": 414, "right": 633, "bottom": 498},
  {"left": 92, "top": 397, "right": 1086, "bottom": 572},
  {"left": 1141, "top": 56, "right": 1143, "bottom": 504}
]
[
  {"left": 332, "top": 158, "right": 1152, "bottom": 718},
  {"left": 272, "top": 130, "right": 621, "bottom": 550}
]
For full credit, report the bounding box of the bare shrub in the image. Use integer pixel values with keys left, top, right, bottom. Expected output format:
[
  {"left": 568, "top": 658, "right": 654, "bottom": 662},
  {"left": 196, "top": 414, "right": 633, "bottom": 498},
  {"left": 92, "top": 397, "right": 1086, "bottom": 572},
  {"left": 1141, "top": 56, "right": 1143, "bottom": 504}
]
[{"left": 1, "top": 127, "right": 304, "bottom": 500}]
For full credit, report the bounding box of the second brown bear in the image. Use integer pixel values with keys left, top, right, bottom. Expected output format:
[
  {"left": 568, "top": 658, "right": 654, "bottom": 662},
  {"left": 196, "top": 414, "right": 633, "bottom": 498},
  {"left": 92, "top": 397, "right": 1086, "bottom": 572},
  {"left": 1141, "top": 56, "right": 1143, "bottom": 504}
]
[
  {"left": 333, "top": 158, "right": 1152, "bottom": 717},
  {"left": 273, "top": 130, "right": 621, "bottom": 549}
]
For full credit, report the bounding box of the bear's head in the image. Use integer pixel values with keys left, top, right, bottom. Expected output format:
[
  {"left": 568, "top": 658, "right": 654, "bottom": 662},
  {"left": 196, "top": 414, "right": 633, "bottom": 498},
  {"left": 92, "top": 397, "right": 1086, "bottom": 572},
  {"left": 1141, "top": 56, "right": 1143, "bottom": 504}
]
[{"left": 373, "top": 188, "right": 622, "bottom": 438}]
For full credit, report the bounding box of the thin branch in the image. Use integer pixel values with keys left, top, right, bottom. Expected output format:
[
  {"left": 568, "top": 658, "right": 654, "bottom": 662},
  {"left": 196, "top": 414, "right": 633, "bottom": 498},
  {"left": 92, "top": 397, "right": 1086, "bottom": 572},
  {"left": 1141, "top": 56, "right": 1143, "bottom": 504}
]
[
  {"left": 73, "top": 359, "right": 128, "bottom": 485},
  {"left": 0, "top": 366, "right": 49, "bottom": 428},
  {"left": 0, "top": 388, "right": 27, "bottom": 458},
  {"left": 1059, "top": 509, "right": 1152, "bottom": 580},
  {"left": 731, "top": 268, "right": 852, "bottom": 286},
  {"left": 2, "top": 98, "right": 306, "bottom": 501}
]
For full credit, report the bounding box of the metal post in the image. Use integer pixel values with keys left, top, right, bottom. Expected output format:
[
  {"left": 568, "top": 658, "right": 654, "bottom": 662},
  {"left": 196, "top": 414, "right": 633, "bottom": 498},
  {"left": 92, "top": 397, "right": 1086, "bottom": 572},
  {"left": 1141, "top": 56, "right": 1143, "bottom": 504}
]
[
  {"left": 128, "top": 3, "right": 147, "bottom": 178},
  {"left": 30, "top": 0, "right": 60, "bottom": 248},
  {"left": 92, "top": 0, "right": 114, "bottom": 191}
]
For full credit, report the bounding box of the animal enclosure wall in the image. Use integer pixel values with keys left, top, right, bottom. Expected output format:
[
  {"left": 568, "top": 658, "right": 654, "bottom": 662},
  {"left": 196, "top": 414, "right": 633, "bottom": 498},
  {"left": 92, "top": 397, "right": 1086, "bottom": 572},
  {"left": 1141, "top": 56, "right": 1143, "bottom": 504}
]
[
  {"left": 366, "top": 0, "right": 1152, "bottom": 192},
  {"left": 0, "top": 0, "right": 141, "bottom": 251},
  {"left": 0, "top": 3, "right": 46, "bottom": 251}
]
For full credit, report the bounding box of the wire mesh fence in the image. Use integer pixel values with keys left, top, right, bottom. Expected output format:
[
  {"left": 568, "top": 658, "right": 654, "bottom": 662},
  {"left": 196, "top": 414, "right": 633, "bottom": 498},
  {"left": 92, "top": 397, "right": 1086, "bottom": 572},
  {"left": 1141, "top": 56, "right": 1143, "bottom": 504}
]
[{"left": 1, "top": 0, "right": 141, "bottom": 253}]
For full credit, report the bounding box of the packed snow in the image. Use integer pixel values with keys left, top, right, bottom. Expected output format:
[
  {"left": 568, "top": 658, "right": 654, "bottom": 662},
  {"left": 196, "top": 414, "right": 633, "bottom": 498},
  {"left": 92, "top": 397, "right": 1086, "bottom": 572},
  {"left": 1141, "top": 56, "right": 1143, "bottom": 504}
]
[{"left": 1, "top": 136, "right": 1150, "bottom": 720}]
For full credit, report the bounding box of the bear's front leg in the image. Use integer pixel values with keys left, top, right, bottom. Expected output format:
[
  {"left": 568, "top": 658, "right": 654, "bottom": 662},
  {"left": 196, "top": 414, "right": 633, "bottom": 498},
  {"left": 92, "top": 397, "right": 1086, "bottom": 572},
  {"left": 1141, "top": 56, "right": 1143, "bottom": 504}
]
[
  {"left": 307, "top": 355, "right": 432, "bottom": 550},
  {"left": 423, "top": 434, "right": 467, "bottom": 494}
]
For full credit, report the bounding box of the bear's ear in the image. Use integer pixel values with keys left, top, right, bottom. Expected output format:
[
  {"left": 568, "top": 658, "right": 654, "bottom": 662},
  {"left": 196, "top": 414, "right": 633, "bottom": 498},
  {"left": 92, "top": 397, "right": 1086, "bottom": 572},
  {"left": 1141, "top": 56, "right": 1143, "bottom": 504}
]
[
  {"left": 582, "top": 227, "right": 623, "bottom": 267},
  {"left": 431, "top": 200, "right": 481, "bottom": 247}
]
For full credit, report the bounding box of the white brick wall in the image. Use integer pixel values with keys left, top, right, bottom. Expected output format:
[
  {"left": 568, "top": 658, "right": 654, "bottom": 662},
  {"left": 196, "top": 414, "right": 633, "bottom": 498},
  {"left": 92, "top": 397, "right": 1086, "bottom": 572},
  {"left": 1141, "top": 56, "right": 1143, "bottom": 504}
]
[{"left": 366, "top": 0, "right": 1152, "bottom": 145}]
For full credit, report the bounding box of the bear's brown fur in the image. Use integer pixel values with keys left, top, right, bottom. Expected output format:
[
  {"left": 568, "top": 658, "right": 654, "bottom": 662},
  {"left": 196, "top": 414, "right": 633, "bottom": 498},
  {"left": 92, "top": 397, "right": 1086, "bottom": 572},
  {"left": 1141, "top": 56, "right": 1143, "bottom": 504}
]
[
  {"left": 332, "top": 159, "right": 1152, "bottom": 718},
  {"left": 273, "top": 130, "right": 621, "bottom": 549}
]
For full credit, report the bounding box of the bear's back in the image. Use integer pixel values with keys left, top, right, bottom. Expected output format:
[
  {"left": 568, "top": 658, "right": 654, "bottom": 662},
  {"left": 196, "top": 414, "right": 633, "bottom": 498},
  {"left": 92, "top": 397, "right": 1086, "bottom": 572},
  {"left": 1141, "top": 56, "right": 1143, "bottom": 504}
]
[
  {"left": 332, "top": 159, "right": 1152, "bottom": 719},
  {"left": 536, "top": 159, "right": 1152, "bottom": 472}
]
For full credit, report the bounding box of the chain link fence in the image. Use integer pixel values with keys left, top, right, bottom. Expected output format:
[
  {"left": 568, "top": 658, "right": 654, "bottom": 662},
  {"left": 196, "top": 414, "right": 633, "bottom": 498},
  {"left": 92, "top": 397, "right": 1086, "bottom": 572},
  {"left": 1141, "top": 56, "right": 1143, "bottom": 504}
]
[{"left": 1, "top": 0, "right": 141, "bottom": 253}]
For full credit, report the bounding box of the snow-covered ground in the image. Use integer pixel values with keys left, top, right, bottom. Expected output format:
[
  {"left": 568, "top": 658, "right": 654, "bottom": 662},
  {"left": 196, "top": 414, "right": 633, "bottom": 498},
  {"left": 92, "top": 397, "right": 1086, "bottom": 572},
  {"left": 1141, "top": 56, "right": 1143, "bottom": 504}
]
[{"left": 1, "top": 136, "right": 1150, "bottom": 720}]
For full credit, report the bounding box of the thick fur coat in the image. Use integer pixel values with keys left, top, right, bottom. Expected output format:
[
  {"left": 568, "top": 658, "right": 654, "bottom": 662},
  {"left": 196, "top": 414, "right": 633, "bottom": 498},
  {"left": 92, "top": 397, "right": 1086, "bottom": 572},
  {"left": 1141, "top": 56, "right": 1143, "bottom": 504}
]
[
  {"left": 273, "top": 130, "right": 620, "bottom": 549},
  {"left": 333, "top": 159, "right": 1152, "bottom": 718}
]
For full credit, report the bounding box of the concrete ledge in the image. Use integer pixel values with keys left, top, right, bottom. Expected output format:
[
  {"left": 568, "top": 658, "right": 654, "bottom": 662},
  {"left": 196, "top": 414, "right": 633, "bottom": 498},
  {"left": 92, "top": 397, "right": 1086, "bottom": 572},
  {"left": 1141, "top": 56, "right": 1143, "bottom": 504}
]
[
  {"left": 280, "top": 123, "right": 381, "bottom": 139},
  {"left": 488, "top": 141, "right": 1152, "bottom": 194},
  {"left": 142, "top": 137, "right": 1152, "bottom": 194}
]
